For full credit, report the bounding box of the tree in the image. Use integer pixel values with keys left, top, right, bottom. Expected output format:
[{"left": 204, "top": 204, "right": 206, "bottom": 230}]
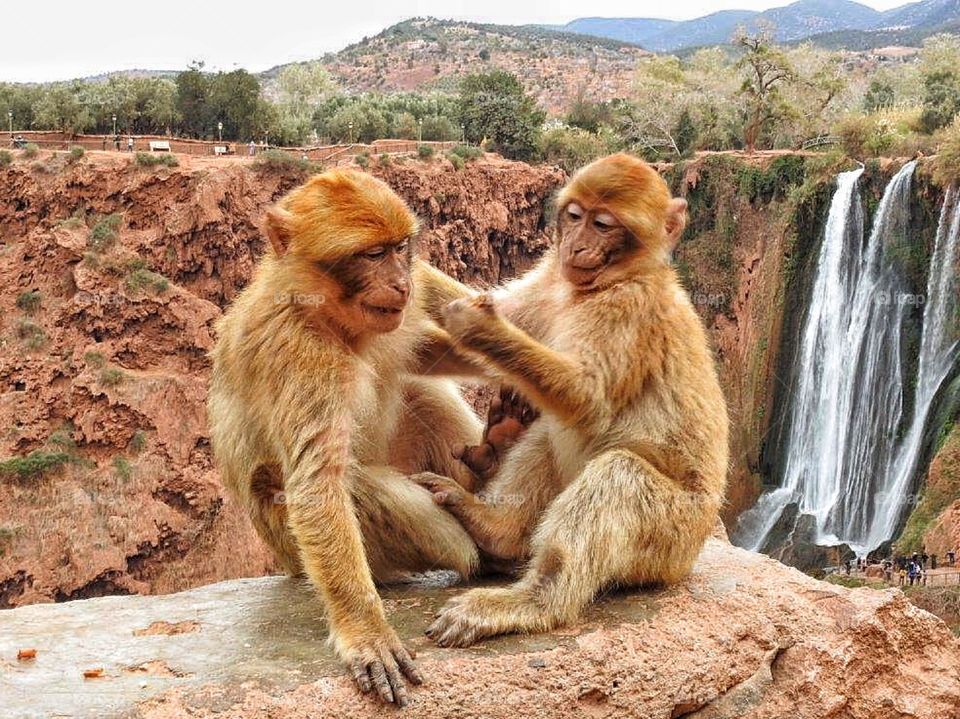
[
  {"left": 457, "top": 70, "right": 544, "bottom": 161},
  {"left": 919, "top": 70, "right": 960, "bottom": 133},
  {"left": 275, "top": 62, "right": 335, "bottom": 144},
  {"left": 864, "top": 79, "right": 895, "bottom": 113},
  {"left": 33, "top": 83, "right": 91, "bottom": 133},
  {"left": 207, "top": 70, "right": 262, "bottom": 141},
  {"left": 175, "top": 62, "right": 211, "bottom": 138},
  {"left": 674, "top": 110, "right": 698, "bottom": 157},
  {"left": 734, "top": 26, "right": 796, "bottom": 151}
]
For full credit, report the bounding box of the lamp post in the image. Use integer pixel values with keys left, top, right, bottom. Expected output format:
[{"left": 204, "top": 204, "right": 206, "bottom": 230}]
[
  {"left": 418, "top": 118, "right": 423, "bottom": 143},
  {"left": 112, "top": 114, "right": 117, "bottom": 136},
  {"left": 218, "top": 121, "right": 223, "bottom": 142},
  {"left": 348, "top": 121, "right": 353, "bottom": 144},
  {"left": 461, "top": 123, "right": 465, "bottom": 143},
  {"left": 7, "top": 111, "right": 12, "bottom": 141}
]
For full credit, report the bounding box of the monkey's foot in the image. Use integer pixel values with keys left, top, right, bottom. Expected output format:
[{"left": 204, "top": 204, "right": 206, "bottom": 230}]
[
  {"left": 454, "top": 386, "right": 540, "bottom": 481},
  {"left": 412, "top": 471, "right": 469, "bottom": 508},
  {"left": 425, "top": 587, "right": 537, "bottom": 648}
]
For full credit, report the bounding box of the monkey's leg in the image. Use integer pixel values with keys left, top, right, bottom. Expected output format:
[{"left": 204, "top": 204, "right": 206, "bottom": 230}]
[
  {"left": 389, "top": 377, "right": 483, "bottom": 491},
  {"left": 425, "top": 449, "right": 719, "bottom": 647},
  {"left": 414, "top": 424, "right": 559, "bottom": 562},
  {"left": 350, "top": 465, "right": 480, "bottom": 582},
  {"left": 246, "top": 464, "right": 303, "bottom": 576},
  {"left": 456, "top": 385, "right": 540, "bottom": 482}
]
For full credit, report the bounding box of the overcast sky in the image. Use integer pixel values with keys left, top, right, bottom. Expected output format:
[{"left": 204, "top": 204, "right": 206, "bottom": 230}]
[{"left": 1, "top": 0, "right": 908, "bottom": 83}]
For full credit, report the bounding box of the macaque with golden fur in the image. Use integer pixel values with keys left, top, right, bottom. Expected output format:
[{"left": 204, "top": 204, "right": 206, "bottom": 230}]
[
  {"left": 208, "top": 169, "right": 485, "bottom": 706},
  {"left": 415, "top": 153, "right": 729, "bottom": 647}
]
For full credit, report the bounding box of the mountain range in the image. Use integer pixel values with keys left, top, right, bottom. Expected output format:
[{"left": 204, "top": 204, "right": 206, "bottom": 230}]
[{"left": 556, "top": 0, "right": 960, "bottom": 52}]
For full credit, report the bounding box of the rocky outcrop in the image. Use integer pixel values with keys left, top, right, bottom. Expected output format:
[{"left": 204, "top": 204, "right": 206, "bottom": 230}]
[
  {"left": 2, "top": 538, "right": 958, "bottom": 718},
  {"left": 0, "top": 151, "right": 563, "bottom": 606}
]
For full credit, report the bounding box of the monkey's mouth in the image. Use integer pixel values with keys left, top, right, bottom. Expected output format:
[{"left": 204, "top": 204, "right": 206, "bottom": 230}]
[
  {"left": 363, "top": 304, "right": 405, "bottom": 318},
  {"left": 563, "top": 265, "right": 603, "bottom": 288}
]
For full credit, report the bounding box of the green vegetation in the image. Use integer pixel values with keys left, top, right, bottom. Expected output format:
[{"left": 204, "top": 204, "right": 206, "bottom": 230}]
[
  {"left": 354, "top": 151, "right": 369, "bottom": 168},
  {"left": 417, "top": 144, "right": 435, "bottom": 160},
  {"left": 68, "top": 145, "right": 85, "bottom": 162},
  {"left": 0, "top": 451, "right": 73, "bottom": 481},
  {"left": 458, "top": 70, "right": 544, "bottom": 161},
  {"left": 113, "top": 456, "right": 133, "bottom": 482},
  {"left": 0, "top": 524, "right": 20, "bottom": 556},
  {"left": 134, "top": 151, "right": 178, "bottom": 168},
  {"left": 88, "top": 213, "right": 122, "bottom": 253},
  {"left": 824, "top": 574, "right": 872, "bottom": 589},
  {"left": 15, "top": 290, "right": 42, "bottom": 315},
  {"left": 0, "top": 149, "right": 11, "bottom": 166},
  {"left": 83, "top": 351, "right": 106, "bottom": 369},
  {"left": 16, "top": 319, "right": 45, "bottom": 350},
  {"left": 129, "top": 430, "right": 148, "bottom": 453},
  {"left": 447, "top": 153, "right": 464, "bottom": 170},
  {"left": 933, "top": 117, "right": 960, "bottom": 186},
  {"left": 448, "top": 144, "right": 483, "bottom": 161},
  {"left": 897, "top": 424, "right": 960, "bottom": 554},
  {"left": 125, "top": 266, "right": 169, "bottom": 293},
  {"left": 21, "top": 143, "right": 38, "bottom": 158},
  {"left": 99, "top": 367, "right": 126, "bottom": 386},
  {"left": 253, "top": 149, "right": 317, "bottom": 175}
]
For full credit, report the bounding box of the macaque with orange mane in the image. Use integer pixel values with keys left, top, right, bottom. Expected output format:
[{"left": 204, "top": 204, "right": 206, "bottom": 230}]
[{"left": 415, "top": 153, "right": 729, "bottom": 646}]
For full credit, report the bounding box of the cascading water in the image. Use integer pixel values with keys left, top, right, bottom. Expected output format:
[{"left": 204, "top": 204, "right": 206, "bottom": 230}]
[{"left": 736, "top": 162, "right": 960, "bottom": 555}]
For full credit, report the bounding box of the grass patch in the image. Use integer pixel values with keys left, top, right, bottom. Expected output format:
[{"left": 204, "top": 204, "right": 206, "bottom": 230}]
[
  {"left": 824, "top": 574, "right": 872, "bottom": 589},
  {"left": 21, "top": 143, "right": 38, "bottom": 159},
  {"left": 48, "top": 428, "right": 76, "bottom": 451},
  {"left": 417, "top": 144, "right": 435, "bottom": 160},
  {"left": 0, "top": 149, "right": 11, "bottom": 167},
  {"left": 448, "top": 144, "right": 483, "bottom": 161},
  {"left": 125, "top": 267, "right": 169, "bottom": 293},
  {"left": 129, "top": 430, "right": 148, "bottom": 453},
  {"left": 379, "top": 153, "right": 391, "bottom": 166},
  {"left": 354, "top": 152, "right": 370, "bottom": 168},
  {"left": 83, "top": 351, "right": 106, "bottom": 369},
  {"left": 253, "top": 149, "right": 318, "bottom": 175},
  {"left": 903, "top": 585, "right": 960, "bottom": 635},
  {"left": 447, "top": 153, "right": 465, "bottom": 171},
  {"left": 0, "top": 524, "right": 20, "bottom": 556},
  {"left": 16, "top": 319, "right": 45, "bottom": 350},
  {"left": 99, "top": 367, "right": 126, "bottom": 386},
  {"left": 896, "top": 423, "right": 960, "bottom": 554},
  {"left": 134, "top": 151, "right": 178, "bottom": 168},
  {"left": 15, "top": 290, "right": 41, "bottom": 315},
  {"left": 68, "top": 146, "right": 85, "bottom": 162},
  {"left": 0, "top": 451, "right": 73, "bottom": 481},
  {"left": 113, "top": 456, "right": 133, "bottom": 482},
  {"left": 89, "top": 213, "right": 122, "bottom": 253}
]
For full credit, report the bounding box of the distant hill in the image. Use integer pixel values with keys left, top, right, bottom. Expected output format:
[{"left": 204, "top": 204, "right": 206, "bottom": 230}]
[
  {"left": 557, "top": 0, "right": 960, "bottom": 52},
  {"left": 264, "top": 18, "right": 651, "bottom": 115}
]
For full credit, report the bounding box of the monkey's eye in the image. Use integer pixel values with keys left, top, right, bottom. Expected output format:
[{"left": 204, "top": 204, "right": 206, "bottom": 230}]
[
  {"left": 594, "top": 212, "right": 618, "bottom": 231},
  {"left": 566, "top": 203, "right": 584, "bottom": 220},
  {"left": 364, "top": 247, "right": 387, "bottom": 259},
  {"left": 395, "top": 240, "right": 409, "bottom": 254}
]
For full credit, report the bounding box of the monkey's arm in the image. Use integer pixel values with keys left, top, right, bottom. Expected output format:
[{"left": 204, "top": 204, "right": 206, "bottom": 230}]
[
  {"left": 443, "top": 296, "right": 599, "bottom": 423},
  {"left": 413, "top": 260, "right": 478, "bottom": 324},
  {"left": 273, "top": 382, "right": 420, "bottom": 704},
  {"left": 413, "top": 322, "right": 494, "bottom": 378}
]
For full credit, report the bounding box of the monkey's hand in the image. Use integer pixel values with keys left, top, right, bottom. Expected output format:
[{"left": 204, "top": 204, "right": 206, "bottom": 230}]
[
  {"left": 411, "top": 471, "right": 468, "bottom": 508},
  {"left": 336, "top": 622, "right": 423, "bottom": 707},
  {"left": 441, "top": 294, "right": 499, "bottom": 344}
]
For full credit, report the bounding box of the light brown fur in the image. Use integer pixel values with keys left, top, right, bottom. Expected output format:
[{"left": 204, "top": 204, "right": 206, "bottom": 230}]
[
  {"left": 207, "top": 169, "right": 483, "bottom": 705},
  {"left": 415, "top": 153, "right": 729, "bottom": 647}
]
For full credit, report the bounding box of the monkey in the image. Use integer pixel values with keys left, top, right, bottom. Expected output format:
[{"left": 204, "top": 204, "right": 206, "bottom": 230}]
[
  {"left": 413, "top": 153, "right": 729, "bottom": 647},
  {"left": 207, "top": 169, "right": 491, "bottom": 706}
]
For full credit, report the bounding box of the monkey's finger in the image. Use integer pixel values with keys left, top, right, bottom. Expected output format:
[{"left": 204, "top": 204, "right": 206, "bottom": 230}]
[
  {"left": 451, "top": 442, "right": 466, "bottom": 461},
  {"left": 368, "top": 661, "right": 395, "bottom": 704},
  {"left": 487, "top": 396, "right": 504, "bottom": 426},
  {"left": 394, "top": 645, "right": 423, "bottom": 685},
  {"left": 350, "top": 658, "right": 372, "bottom": 694},
  {"left": 380, "top": 654, "right": 409, "bottom": 708}
]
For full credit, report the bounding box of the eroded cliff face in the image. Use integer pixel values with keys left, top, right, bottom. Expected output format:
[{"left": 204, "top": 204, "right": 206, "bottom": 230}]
[{"left": 0, "top": 152, "right": 563, "bottom": 606}]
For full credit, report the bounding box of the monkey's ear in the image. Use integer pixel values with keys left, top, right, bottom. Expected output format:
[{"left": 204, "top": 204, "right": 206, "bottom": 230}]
[
  {"left": 664, "top": 198, "right": 688, "bottom": 249},
  {"left": 265, "top": 207, "right": 295, "bottom": 256}
]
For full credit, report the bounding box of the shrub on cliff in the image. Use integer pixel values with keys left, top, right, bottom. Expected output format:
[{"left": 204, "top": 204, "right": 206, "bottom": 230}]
[
  {"left": 253, "top": 149, "right": 316, "bottom": 175},
  {"left": 0, "top": 451, "right": 74, "bottom": 481},
  {"left": 0, "top": 150, "right": 11, "bottom": 166},
  {"left": 21, "top": 143, "right": 39, "bottom": 159},
  {"left": 538, "top": 126, "right": 609, "bottom": 173},
  {"left": 417, "top": 144, "right": 435, "bottom": 160},
  {"left": 933, "top": 117, "right": 960, "bottom": 186},
  {"left": 89, "top": 214, "right": 122, "bottom": 253},
  {"left": 134, "top": 152, "right": 178, "bottom": 168},
  {"left": 15, "top": 291, "right": 42, "bottom": 315},
  {"left": 68, "top": 146, "right": 85, "bottom": 163}
]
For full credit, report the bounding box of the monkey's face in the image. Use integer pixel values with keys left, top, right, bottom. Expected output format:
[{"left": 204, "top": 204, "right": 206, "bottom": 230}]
[
  {"left": 557, "top": 201, "right": 637, "bottom": 290},
  {"left": 317, "top": 238, "right": 413, "bottom": 335}
]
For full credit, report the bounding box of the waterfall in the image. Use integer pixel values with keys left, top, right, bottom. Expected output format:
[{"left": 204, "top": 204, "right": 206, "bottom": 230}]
[
  {"left": 735, "top": 162, "right": 960, "bottom": 554},
  {"left": 866, "top": 185, "right": 960, "bottom": 549}
]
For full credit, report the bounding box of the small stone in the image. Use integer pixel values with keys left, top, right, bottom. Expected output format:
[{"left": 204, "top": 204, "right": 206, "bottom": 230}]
[{"left": 528, "top": 657, "right": 547, "bottom": 669}]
